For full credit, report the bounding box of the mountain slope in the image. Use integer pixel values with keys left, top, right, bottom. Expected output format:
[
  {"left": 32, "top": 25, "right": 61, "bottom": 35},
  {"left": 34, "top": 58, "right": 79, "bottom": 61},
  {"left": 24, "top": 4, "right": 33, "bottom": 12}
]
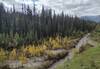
[{"left": 81, "top": 15, "right": 100, "bottom": 23}]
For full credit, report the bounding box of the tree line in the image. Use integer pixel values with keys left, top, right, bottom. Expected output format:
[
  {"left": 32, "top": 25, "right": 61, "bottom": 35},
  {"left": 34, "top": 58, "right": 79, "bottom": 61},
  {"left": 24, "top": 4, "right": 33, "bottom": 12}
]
[{"left": 0, "top": 3, "right": 96, "bottom": 49}]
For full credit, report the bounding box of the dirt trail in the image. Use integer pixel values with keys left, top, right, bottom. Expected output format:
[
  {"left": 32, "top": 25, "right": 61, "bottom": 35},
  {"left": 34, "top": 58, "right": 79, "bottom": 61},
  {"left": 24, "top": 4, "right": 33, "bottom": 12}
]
[
  {"left": 4, "top": 34, "right": 91, "bottom": 69},
  {"left": 48, "top": 33, "right": 90, "bottom": 69}
]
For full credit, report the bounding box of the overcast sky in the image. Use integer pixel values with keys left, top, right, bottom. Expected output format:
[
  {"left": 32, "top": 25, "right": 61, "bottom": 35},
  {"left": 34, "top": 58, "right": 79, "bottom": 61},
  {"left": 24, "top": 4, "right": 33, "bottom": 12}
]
[{"left": 0, "top": 0, "right": 100, "bottom": 16}]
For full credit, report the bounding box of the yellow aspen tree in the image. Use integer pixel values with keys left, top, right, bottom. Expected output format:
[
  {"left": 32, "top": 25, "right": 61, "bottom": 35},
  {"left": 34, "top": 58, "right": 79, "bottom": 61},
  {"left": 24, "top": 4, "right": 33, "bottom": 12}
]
[
  {"left": 9, "top": 48, "right": 17, "bottom": 60},
  {"left": 0, "top": 48, "right": 7, "bottom": 62},
  {"left": 18, "top": 53, "right": 27, "bottom": 64}
]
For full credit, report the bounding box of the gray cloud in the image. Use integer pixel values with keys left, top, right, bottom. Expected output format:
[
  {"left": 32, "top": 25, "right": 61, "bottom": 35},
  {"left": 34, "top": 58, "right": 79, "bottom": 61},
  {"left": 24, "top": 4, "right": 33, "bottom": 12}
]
[
  {"left": 42, "top": 0, "right": 100, "bottom": 16},
  {"left": 0, "top": 0, "right": 100, "bottom": 16}
]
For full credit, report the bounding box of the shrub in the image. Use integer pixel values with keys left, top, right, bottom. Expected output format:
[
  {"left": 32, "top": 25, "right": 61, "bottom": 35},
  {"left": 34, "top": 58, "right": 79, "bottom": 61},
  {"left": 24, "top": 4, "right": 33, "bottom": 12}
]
[{"left": 0, "top": 48, "right": 7, "bottom": 62}]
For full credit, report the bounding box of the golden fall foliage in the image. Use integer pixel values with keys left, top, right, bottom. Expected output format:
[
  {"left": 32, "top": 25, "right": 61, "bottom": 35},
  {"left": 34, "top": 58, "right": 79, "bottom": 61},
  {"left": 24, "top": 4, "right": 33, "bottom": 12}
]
[
  {"left": 18, "top": 53, "right": 27, "bottom": 64},
  {"left": 0, "top": 36, "right": 76, "bottom": 63},
  {"left": 9, "top": 48, "right": 17, "bottom": 60},
  {"left": 0, "top": 48, "right": 7, "bottom": 61}
]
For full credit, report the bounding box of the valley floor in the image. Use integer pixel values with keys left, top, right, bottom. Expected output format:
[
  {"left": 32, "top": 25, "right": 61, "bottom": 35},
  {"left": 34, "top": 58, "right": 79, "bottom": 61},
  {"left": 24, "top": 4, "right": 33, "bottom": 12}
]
[{"left": 0, "top": 31, "right": 99, "bottom": 69}]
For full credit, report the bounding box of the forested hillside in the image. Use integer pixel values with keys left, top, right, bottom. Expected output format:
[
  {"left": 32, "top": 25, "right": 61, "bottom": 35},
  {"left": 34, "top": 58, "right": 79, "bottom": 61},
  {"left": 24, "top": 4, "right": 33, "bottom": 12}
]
[
  {"left": 0, "top": 2, "right": 98, "bottom": 69},
  {"left": 0, "top": 3, "right": 96, "bottom": 49}
]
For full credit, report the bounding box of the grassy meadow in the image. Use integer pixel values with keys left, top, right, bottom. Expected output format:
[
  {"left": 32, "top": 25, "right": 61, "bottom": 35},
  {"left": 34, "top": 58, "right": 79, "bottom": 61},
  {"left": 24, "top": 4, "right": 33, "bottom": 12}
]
[{"left": 55, "top": 25, "right": 100, "bottom": 69}]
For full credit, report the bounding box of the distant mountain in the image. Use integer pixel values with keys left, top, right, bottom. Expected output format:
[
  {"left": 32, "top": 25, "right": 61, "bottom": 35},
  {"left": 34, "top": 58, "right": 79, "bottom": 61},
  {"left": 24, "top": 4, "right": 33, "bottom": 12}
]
[{"left": 81, "top": 15, "right": 100, "bottom": 23}]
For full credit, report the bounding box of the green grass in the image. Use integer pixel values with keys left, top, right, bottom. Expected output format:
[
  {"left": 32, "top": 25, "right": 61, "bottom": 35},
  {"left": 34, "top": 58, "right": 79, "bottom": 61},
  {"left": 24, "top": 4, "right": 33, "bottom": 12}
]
[
  {"left": 56, "top": 46, "right": 100, "bottom": 69},
  {"left": 91, "top": 31, "right": 100, "bottom": 43},
  {"left": 56, "top": 30, "right": 100, "bottom": 69}
]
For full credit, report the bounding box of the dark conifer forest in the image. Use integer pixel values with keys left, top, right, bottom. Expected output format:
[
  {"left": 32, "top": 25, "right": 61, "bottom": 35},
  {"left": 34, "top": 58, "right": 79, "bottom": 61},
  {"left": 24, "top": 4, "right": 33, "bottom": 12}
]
[{"left": 0, "top": 3, "right": 96, "bottom": 49}]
